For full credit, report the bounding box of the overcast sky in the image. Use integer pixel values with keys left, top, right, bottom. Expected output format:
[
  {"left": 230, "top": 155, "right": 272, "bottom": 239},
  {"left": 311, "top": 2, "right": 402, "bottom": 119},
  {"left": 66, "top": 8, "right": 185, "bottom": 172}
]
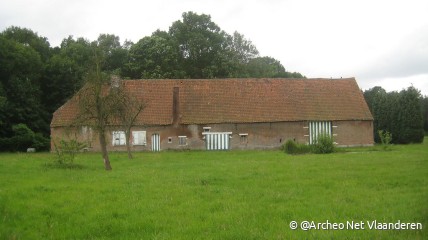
[{"left": 1, "top": 0, "right": 427, "bottom": 95}]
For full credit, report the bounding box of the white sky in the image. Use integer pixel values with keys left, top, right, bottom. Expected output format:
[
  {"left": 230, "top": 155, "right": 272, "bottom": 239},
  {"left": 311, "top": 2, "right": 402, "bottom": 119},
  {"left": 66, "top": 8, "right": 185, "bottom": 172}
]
[{"left": 1, "top": 0, "right": 427, "bottom": 95}]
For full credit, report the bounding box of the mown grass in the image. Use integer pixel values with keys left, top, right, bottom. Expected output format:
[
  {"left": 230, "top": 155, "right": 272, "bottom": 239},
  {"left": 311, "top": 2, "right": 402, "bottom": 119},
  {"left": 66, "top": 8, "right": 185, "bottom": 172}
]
[{"left": 0, "top": 140, "right": 427, "bottom": 239}]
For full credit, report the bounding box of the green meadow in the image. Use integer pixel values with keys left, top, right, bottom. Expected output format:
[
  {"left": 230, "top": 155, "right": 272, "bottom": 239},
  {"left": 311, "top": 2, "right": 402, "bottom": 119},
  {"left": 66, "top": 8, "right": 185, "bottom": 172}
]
[{"left": 0, "top": 140, "right": 427, "bottom": 239}]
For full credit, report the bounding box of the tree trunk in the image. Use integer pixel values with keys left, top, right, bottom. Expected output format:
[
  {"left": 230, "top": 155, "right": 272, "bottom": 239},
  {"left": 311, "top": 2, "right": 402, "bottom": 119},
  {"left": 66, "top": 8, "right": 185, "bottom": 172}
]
[
  {"left": 99, "top": 130, "right": 112, "bottom": 170},
  {"left": 125, "top": 129, "right": 133, "bottom": 159}
]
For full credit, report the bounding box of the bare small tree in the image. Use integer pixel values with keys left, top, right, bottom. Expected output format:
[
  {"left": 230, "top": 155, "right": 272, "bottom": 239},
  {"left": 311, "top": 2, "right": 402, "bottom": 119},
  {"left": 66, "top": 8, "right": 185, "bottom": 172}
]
[
  {"left": 75, "top": 52, "right": 120, "bottom": 170},
  {"left": 113, "top": 82, "right": 146, "bottom": 159}
]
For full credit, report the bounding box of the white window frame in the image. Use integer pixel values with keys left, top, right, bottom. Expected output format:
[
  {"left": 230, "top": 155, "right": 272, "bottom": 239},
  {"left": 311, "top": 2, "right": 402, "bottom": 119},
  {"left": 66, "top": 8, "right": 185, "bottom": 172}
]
[
  {"left": 112, "top": 131, "right": 126, "bottom": 146},
  {"left": 203, "top": 127, "right": 211, "bottom": 132},
  {"left": 80, "top": 126, "right": 93, "bottom": 147},
  {"left": 178, "top": 136, "right": 187, "bottom": 146},
  {"left": 239, "top": 133, "right": 248, "bottom": 144},
  {"left": 81, "top": 126, "right": 89, "bottom": 135},
  {"left": 132, "top": 131, "right": 147, "bottom": 146},
  {"left": 81, "top": 126, "right": 93, "bottom": 138}
]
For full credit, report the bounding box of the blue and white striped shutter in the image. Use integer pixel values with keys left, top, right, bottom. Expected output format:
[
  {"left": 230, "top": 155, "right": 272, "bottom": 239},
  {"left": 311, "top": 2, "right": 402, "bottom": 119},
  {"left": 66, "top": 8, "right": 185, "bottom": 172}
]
[
  {"left": 309, "top": 121, "right": 332, "bottom": 144},
  {"left": 151, "top": 133, "right": 160, "bottom": 152},
  {"left": 203, "top": 132, "right": 232, "bottom": 150}
]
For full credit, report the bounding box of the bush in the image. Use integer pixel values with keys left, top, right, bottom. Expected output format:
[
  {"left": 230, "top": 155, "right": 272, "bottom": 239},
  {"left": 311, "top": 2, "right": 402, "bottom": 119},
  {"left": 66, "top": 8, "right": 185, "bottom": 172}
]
[
  {"left": 378, "top": 130, "right": 392, "bottom": 145},
  {"left": 378, "top": 130, "right": 392, "bottom": 150},
  {"left": 312, "top": 134, "right": 335, "bottom": 154},
  {"left": 53, "top": 139, "right": 87, "bottom": 165},
  {"left": 33, "top": 133, "right": 50, "bottom": 151},
  {"left": 0, "top": 123, "right": 51, "bottom": 152},
  {"left": 10, "top": 123, "right": 35, "bottom": 152},
  {"left": 283, "top": 139, "right": 311, "bottom": 155}
]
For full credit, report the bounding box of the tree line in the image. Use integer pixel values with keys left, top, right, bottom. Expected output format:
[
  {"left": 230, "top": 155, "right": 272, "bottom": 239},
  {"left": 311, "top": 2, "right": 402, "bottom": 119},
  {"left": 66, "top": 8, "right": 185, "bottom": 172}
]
[
  {"left": 364, "top": 86, "right": 427, "bottom": 144},
  {"left": 0, "top": 12, "right": 304, "bottom": 152}
]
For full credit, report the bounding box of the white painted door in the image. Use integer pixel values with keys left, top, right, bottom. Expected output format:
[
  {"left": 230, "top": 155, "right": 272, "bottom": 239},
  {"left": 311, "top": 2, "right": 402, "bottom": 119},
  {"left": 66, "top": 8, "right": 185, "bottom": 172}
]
[
  {"left": 309, "top": 121, "right": 332, "bottom": 144},
  {"left": 151, "top": 134, "right": 160, "bottom": 152}
]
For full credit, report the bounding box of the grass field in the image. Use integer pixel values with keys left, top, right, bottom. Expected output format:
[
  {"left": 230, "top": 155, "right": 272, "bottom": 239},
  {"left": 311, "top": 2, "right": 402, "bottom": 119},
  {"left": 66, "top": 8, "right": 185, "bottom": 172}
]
[{"left": 0, "top": 140, "right": 427, "bottom": 239}]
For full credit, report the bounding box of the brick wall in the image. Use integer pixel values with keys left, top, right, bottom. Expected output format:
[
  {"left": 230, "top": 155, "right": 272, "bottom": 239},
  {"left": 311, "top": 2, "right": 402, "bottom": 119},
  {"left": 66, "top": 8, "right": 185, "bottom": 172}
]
[
  {"left": 332, "top": 120, "right": 374, "bottom": 147},
  {"left": 51, "top": 120, "right": 374, "bottom": 152}
]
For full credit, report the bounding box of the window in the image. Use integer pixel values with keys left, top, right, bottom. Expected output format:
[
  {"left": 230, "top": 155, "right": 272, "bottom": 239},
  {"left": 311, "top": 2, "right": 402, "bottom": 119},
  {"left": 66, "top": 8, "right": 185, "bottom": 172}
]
[
  {"left": 132, "top": 131, "right": 147, "bottom": 146},
  {"left": 239, "top": 133, "right": 248, "bottom": 144},
  {"left": 112, "top": 131, "right": 126, "bottom": 146},
  {"left": 81, "top": 126, "right": 93, "bottom": 146},
  {"left": 203, "top": 127, "right": 211, "bottom": 132},
  {"left": 178, "top": 136, "right": 187, "bottom": 146},
  {"left": 81, "top": 126, "right": 92, "bottom": 138},
  {"left": 81, "top": 126, "right": 89, "bottom": 135},
  {"left": 168, "top": 137, "right": 172, "bottom": 143}
]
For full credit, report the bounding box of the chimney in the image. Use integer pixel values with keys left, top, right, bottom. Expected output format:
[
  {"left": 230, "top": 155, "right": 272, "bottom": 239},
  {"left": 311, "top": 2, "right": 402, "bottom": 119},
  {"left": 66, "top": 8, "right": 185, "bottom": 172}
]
[{"left": 172, "top": 87, "right": 180, "bottom": 125}]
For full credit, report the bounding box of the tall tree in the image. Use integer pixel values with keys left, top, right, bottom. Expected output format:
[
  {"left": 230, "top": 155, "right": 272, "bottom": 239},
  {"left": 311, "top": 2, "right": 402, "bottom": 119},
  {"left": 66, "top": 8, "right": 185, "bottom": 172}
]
[
  {"left": 96, "top": 34, "right": 128, "bottom": 73},
  {"left": 0, "top": 27, "right": 52, "bottom": 147},
  {"left": 245, "top": 57, "right": 304, "bottom": 78},
  {"left": 395, "top": 86, "right": 424, "bottom": 143},
  {"left": 169, "top": 11, "right": 230, "bottom": 78},
  {"left": 120, "top": 12, "right": 304, "bottom": 80},
  {"left": 364, "top": 86, "right": 424, "bottom": 144},
  {"left": 364, "top": 86, "right": 389, "bottom": 143},
  {"left": 227, "top": 31, "right": 259, "bottom": 63},
  {"left": 0, "top": 82, "right": 6, "bottom": 129},
  {"left": 42, "top": 36, "right": 93, "bottom": 114},
  {"left": 221, "top": 31, "right": 259, "bottom": 77},
  {"left": 0, "top": 36, "right": 47, "bottom": 136},
  {"left": 422, "top": 96, "right": 428, "bottom": 134},
  {"left": 127, "top": 32, "right": 183, "bottom": 79},
  {"left": 1, "top": 26, "right": 51, "bottom": 62},
  {"left": 43, "top": 54, "right": 80, "bottom": 113}
]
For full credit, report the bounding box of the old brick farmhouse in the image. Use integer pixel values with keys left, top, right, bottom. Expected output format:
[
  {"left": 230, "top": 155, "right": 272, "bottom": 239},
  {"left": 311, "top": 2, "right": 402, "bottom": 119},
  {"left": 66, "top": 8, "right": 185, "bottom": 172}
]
[{"left": 50, "top": 78, "right": 374, "bottom": 151}]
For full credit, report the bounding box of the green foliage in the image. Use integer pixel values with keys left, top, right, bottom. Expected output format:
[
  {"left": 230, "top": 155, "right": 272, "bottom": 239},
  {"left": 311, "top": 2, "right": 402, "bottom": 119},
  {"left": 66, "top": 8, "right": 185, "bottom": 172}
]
[
  {"left": 422, "top": 96, "right": 428, "bottom": 134},
  {"left": 0, "top": 35, "right": 48, "bottom": 135},
  {"left": 395, "top": 86, "right": 424, "bottom": 143},
  {"left": 9, "top": 124, "right": 35, "bottom": 151},
  {"left": 312, "top": 133, "right": 335, "bottom": 154},
  {"left": 364, "top": 86, "right": 424, "bottom": 144},
  {"left": 245, "top": 57, "right": 305, "bottom": 78},
  {"left": 0, "top": 124, "right": 50, "bottom": 152},
  {"left": 126, "top": 34, "right": 183, "bottom": 79},
  {"left": 1, "top": 26, "right": 51, "bottom": 62},
  {"left": 122, "top": 11, "right": 304, "bottom": 79},
  {"left": 53, "top": 138, "right": 86, "bottom": 165},
  {"left": 43, "top": 51, "right": 85, "bottom": 113},
  {"left": 169, "top": 12, "right": 228, "bottom": 78},
  {"left": 282, "top": 139, "right": 311, "bottom": 154},
  {"left": 378, "top": 130, "right": 392, "bottom": 146},
  {"left": 96, "top": 34, "right": 129, "bottom": 73},
  {"left": 33, "top": 133, "right": 51, "bottom": 151},
  {"left": 283, "top": 135, "right": 335, "bottom": 155}
]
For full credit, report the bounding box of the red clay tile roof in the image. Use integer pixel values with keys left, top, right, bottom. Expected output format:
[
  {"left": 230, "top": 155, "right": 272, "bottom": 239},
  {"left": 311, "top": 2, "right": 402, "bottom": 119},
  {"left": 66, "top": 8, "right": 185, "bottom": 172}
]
[{"left": 50, "top": 78, "right": 373, "bottom": 127}]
